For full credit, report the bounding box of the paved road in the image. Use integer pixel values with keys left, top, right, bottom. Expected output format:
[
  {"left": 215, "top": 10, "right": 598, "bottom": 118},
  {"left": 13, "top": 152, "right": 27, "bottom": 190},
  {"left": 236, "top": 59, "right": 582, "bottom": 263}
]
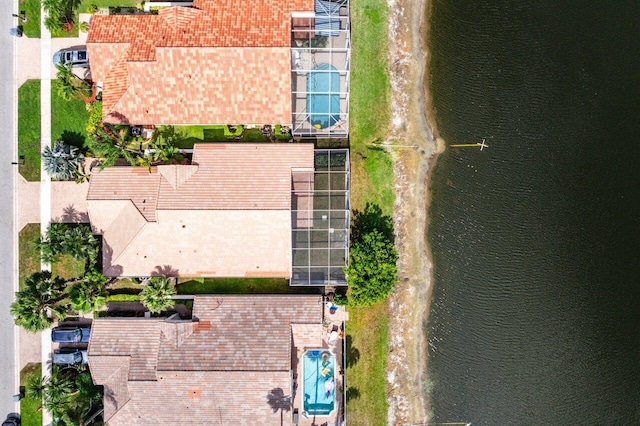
[{"left": 0, "top": 0, "right": 19, "bottom": 419}]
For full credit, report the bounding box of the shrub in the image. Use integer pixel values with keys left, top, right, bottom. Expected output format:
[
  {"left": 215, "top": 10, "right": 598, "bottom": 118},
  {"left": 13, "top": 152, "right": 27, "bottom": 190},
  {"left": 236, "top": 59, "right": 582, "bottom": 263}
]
[
  {"left": 344, "top": 229, "right": 398, "bottom": 306},
  {"left": 85, "top": 101, "right": 102, "bottom": 137}
]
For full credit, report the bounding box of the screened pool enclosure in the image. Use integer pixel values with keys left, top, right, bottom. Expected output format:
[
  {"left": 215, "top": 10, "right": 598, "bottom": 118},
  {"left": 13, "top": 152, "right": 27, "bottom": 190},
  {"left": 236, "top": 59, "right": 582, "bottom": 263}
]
[
  {"left": 291, "top": 0, "right": 350, "bottom": 138},
  {"left": 291, "top": 149, "right": 350, "bottom": 285}
]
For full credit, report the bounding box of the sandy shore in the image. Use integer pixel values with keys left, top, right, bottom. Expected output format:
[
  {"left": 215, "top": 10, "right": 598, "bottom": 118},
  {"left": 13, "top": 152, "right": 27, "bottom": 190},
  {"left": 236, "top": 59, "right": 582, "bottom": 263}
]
[{"left": 385, "top": 0, "right": 445, "bottom": 424}]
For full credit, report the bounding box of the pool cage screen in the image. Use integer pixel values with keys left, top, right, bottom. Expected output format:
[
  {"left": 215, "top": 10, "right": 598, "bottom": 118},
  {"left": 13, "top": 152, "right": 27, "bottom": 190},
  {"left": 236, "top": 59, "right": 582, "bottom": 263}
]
[
  {"left": 291, "top": 149, "right": 350, "bottom": 285},
  {"left": 291, "top": 0, "right": 350, "bottom": 138}
]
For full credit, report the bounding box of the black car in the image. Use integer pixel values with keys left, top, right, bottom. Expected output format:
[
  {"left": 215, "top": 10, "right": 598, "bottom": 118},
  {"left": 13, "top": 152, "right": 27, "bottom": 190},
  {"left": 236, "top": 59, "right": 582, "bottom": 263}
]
[
  {"left": 2, "top": 414, "right": 20, "bottom": 426},
  {"left": 51, "top": 326, "right": 91, "bottom": 343}
]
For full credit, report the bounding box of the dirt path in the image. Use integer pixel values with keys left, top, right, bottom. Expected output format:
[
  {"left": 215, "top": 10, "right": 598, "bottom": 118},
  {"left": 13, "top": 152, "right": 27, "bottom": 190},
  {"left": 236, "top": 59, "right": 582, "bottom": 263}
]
[{"left": 385, "top": 0, "right": 445, "bottom": 424}]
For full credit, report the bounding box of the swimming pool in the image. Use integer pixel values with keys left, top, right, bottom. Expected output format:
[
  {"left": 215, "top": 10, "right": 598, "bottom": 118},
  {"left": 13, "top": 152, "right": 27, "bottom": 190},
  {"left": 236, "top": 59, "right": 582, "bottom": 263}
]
[
  {"left": 306, "top": 63, "right": 341, "bottom": 129},
  {"left": 302, "top": 349, "right": 335, "bottom": 416}
]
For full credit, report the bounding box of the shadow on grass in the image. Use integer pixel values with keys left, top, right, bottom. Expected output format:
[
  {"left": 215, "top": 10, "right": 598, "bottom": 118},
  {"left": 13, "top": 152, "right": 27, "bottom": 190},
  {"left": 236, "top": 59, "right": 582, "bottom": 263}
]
[
  {"left": 59, "top": 130, "right": 86, "bottom": 150},
  {"left": 351, "top": 202, "right": 394, "bottom": 243},
  {"left": 345, "top": 334, "right": 360, "bottom": 368}
]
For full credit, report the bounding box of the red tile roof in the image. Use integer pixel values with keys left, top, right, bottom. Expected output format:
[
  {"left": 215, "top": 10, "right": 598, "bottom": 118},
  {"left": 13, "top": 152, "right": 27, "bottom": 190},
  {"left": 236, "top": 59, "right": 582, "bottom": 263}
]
[
  {"left": 86, "top": 143, "right": 315, "bottom": 277},
  {"left": 87, "top": 0, "right": 314, "bottom": 125}
]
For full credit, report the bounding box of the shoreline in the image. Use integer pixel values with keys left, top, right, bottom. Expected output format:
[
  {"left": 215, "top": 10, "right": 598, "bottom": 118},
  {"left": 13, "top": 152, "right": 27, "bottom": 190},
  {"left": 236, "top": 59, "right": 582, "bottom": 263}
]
[{"left": 385, "top": 0, "right": 444, "bottom": 423}]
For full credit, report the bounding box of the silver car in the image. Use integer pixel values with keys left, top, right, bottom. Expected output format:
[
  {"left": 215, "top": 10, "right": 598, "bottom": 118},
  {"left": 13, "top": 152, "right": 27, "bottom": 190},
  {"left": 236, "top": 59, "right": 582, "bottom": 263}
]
[
  {"left": 53, "top": 348, "right": 88, "bottom": 365},
  {"left": 53, "top": 48, "right": 89, "bottom": 68}
]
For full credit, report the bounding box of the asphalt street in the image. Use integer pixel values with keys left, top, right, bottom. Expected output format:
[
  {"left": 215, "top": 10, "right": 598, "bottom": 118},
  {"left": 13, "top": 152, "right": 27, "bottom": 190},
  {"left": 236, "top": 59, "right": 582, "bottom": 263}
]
[{"left": 0, "top": 0, "right": 18, "bottom": 420}]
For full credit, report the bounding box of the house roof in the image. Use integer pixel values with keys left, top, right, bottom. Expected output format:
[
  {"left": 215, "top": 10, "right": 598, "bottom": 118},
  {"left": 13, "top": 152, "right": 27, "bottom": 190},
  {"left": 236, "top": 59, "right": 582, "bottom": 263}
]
[
  {"left": 87, "top": 0, "right": 314, "bottom": 125},
  {"left": 88, "top": 295, "right": 323, "bottom": 425},
  {"left": 86, "top": 143, "right": 314, "bottom": 277}
]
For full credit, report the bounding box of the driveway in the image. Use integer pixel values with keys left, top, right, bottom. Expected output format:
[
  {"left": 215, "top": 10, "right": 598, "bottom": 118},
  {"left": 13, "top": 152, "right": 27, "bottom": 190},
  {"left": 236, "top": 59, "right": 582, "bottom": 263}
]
[{"left": 16, "top": 14, "right": 91, "bottom": 87}]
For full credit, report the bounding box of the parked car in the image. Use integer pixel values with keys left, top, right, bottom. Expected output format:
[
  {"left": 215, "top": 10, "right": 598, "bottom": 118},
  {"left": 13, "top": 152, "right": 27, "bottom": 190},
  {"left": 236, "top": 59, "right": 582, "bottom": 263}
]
[
  {"left": 51, "top": 326, "right": 91, "bottom": 343},
  {"left": 1, "top": 414, "right": 19, "bottom": 426},
  {"left": 53, "top": 48, "right": 89, "bottom": 68},
  {"left": 53, "top": 348, "right": 88, "bottom": 365}
]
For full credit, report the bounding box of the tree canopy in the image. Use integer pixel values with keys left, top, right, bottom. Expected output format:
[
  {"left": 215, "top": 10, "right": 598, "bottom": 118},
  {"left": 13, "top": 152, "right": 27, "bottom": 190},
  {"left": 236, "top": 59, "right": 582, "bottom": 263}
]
[
  {"left": 10, "top": 271, "right": 68, "bottom": 332},
  {"left": 42, "top": 141, "right": 84, "bottom": 181},
  {"left": 140, "top": 277, "right": 176, "bottom": 313},
  {"left": 343, "top": 203, "right": 398, "bottom": 306}
]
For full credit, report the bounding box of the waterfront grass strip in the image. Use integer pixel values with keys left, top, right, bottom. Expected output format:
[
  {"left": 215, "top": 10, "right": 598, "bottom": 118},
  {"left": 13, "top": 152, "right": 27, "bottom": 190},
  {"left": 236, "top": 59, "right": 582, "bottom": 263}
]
[{"left": 347, "top": 0, "right": 394, "bottom": 424}]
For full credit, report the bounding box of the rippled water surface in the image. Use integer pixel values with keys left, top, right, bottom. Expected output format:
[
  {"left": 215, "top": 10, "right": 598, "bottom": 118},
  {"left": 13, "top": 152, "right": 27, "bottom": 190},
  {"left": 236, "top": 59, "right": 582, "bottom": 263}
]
[{"left": 427, "top": 1, "right": 640, "bottom": 424}]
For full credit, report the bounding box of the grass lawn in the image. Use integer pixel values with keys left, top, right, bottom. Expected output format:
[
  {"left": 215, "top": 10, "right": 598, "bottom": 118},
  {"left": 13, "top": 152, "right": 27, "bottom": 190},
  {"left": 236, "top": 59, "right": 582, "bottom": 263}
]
[
  {"left": 19, "top": 0, "right": 41, "bottom": 38},
  {"left": 51, "top": 80, "right": 89, "bottom": 150},
  {"left": 51, "top": 254, "right": 85, "bottom": 280},
  {"left": 80, "top": 0, "right": 138, "bottom": 11},
  {"left": 19, "top": 224, "right": 41, "bottom": 290},
  {"left": 20, "top": 363, "right": 43, "bottom": 426},
  {"left": 166, "top": 125, "right": 271, "bottom": 148},
  {"left": 18, "top": 80, "right": 41, "bottom": 182},
  {"left": 345, "top": 302, "right": 389, "bottom": 425},
  {"left": 176, "top": 278, "right": 319, "bottom": 295},
  {"left": 346, "top": 0, "right": 394, "bottom": 425}
]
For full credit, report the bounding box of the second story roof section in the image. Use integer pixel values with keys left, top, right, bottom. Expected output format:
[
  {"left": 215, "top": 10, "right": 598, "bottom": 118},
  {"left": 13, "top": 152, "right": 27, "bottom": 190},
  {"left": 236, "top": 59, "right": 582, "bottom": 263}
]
[
  {"left": 87, "top": 0, "right": 316, "bottom": 126},
  {"left": 86, "top": 143, "right": 315, "bottom": 278}
]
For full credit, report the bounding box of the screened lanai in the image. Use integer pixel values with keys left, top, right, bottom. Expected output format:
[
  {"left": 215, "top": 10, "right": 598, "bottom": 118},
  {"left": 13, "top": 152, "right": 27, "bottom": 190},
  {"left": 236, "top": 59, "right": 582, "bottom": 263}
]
[
  {"left": 291, "top": 0, "right": 350, "bottom": 138},
  {"left": 291, "top": 149, "right": 350, "bottom": 285}
]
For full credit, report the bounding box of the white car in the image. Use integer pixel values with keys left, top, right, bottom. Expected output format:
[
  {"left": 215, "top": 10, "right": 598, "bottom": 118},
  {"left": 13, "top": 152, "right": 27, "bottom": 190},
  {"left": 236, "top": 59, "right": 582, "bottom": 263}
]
[{"left": 53, "top": 48, "right": 89, "bottom": 68}]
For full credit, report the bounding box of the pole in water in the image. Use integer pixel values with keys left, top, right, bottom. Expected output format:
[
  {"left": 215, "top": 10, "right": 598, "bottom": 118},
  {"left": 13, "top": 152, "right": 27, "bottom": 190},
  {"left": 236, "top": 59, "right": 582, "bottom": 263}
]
[{"left": 450, "top": 138, "right": 489, "bottom": 150}]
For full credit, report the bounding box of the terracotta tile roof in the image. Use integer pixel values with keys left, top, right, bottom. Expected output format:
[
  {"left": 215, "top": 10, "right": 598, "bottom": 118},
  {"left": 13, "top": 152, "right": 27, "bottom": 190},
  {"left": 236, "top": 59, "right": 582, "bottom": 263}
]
[
  {"left": 87, "top": 0, "right": 314, "bottom": 125},
  {"left": 86, "top": 144, "right": 314, "bottom": 277},
  {"left": 87, "top": 296, "right": 323, "bottom": 425}
]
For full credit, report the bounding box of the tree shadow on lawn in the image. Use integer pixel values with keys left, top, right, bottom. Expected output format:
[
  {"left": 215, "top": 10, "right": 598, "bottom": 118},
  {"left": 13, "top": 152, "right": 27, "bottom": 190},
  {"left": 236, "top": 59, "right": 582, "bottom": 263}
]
[
  {"left": 350, "top": 202, "right": 394, "bottom": 244},
  {"left": 59, "top": 130, "right": 86, "bottom": 151}
]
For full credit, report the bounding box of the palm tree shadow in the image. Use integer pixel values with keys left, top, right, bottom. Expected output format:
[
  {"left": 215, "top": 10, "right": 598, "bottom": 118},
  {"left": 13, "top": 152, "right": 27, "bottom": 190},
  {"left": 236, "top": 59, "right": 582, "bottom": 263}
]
[
  {"left": 59, "top": 130, "right": 86, "bottom": 151},
  {"left": 151, "top": 265, "right": 179, "bottom": 277},
  {"left": 345, "top": 334, "right": 360, "bottom": 368},
  {"left": 266, "top": 387, "right": 291, "bottom": 426}
]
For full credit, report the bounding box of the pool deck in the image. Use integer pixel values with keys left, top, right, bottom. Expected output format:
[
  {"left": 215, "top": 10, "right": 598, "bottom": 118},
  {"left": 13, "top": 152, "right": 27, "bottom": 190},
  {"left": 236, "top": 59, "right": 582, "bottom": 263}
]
[{"left": 291, "top": 302, "right": 348, "bottom": 426}]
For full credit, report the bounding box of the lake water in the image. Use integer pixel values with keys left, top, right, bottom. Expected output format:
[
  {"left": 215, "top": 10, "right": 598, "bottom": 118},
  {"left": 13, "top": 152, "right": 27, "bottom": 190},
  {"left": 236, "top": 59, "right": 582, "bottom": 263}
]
[{"left": 427, "top": 1, "right": 640, "bottom": 424}]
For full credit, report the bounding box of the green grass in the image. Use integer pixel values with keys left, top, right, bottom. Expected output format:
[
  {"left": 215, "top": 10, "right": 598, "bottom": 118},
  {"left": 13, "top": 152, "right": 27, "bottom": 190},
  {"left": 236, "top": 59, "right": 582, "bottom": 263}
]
[
  {"left": 79, "top": 0, "right": 137, "bottom": 11},
  {"left": 20, "top": 363, "right": 43, "bottom": 426},
  {"left": 18, "top": 80, "right": 41, "bottom": 182},
  {"left": 166, "top": 125, "right": 270, "bottom": 149},
  {"left": 51, "top": 254, "right": 85, "bottom": 280},
  {"left": 345, "top": 302, "right": 389, "bottom": 425},
  {"left": 19, "top": 0, "right": 41, "bottom": 38},
  {"left": 19, "top": 224, "right": 41, "bottom": 290},
  {"left": 51, "top": 80, "right": 89, "bottom": 150},
  {"left": 176, "top": 278, "right": 319, "bottom": 295},
  {"left": 349, "top": 0, "right": 394, "bottom": 216},
  {"left": 346, "top": 1, "right": 394, "bottom": 424}
]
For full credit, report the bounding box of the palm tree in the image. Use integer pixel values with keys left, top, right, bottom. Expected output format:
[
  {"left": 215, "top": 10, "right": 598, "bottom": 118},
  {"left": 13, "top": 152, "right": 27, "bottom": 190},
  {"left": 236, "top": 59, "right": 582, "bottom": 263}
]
[
  {"left": 140, "top": 277, "right": 176, "bottom": 313},
  {"left": 36, "top": 224, "right": 99, "bottom": 265},
  {"left": 42, "top": 141, "right": 85, "bottom": 181},
  {"left": 55, "top": 63, "right": 91, "bottom": 101},
  {"left": 10, "top": 271, "right": 68, "bottom": 332},
  {"left": 25, "top": 373, "right": 44, "bottom": 402},
  {"left": 88, "top": 124, "right": 141, "bottom": 168},
  {"left": 69, "top": 270, "right": 107, "bottom": 313}
]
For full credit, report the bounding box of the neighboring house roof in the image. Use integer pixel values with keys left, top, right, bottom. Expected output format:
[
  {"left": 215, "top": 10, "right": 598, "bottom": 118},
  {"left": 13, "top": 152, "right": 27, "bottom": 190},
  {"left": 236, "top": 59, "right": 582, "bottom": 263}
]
[
  {"left": 88, "top": 295, "right": 323, "bottom": 425},
  {"left": 87, "top": 0, "right": 314, "bottom": 125},
  {"left": 86, "top": 143, "right": 314, "bottom": 277}
]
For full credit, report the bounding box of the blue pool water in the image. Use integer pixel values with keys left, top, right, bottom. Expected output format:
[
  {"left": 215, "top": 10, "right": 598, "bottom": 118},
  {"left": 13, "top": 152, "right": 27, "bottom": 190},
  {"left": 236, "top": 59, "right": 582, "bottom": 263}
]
[
  {"left": 302, "top": 350, "right": 335, "bottom": 416},
  {"left": 306, "top": 63, "right": 340, "bottom": 129}
]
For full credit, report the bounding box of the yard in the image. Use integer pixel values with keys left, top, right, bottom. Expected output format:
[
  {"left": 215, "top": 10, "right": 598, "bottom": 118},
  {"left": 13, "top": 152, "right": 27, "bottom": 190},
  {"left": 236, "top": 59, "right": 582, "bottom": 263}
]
[
  {"left": 161, "top": 125, "right": 272, "bottom": 149},
  {"left": 20, "top": 363, "right": 43, "bottom": 426},
  {"left": 51, "top": 80, "right": 90, "bottom": 150},
  {"left": 176, "top": 277, "right": 319, "bottom": 295},
  {"left": 346, "top": 0, "right": 394, "bottom": 425},
  {"left": 19, "top": 224, "right": 40, "bottom": 290},
  {"left": 18, "top": 0, "right": 40, "bottom": 38},
  {"left": 18, "top": 80, "right": 41, "bottom": 182}
]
